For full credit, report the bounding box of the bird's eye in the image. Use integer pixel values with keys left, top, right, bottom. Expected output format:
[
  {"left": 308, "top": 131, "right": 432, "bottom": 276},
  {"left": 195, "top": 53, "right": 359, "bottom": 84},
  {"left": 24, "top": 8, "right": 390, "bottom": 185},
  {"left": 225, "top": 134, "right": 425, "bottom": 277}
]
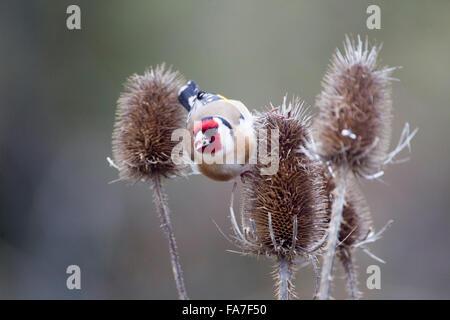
[{"left": 197, "top": 91, "right": 206, "bottom": 99}]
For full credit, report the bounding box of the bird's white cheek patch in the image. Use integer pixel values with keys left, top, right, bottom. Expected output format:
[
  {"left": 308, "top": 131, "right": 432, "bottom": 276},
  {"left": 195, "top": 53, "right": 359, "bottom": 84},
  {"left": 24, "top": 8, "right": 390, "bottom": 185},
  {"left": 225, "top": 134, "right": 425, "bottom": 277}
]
[
  {"left": 188, "top": 96, "right": 196, "bottom": 107},
  {"left": 193, "top": 132, "right": 204, "bottom": 151}
]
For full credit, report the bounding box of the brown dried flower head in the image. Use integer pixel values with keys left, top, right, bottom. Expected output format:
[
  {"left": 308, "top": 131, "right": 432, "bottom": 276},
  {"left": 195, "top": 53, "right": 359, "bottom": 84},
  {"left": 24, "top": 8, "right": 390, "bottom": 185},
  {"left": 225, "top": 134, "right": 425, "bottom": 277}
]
[
  {"left": 328, "top": 176, "right": 373, "bottom": 247},
  {"left": 231, "top": 98, "right": 329, "bottom": 260},
  {"left": 313, "top": 36, "right": 396, "bottom": 177},
  {"left": 112, "top": 64, "right": 187, "bottom": 182}
]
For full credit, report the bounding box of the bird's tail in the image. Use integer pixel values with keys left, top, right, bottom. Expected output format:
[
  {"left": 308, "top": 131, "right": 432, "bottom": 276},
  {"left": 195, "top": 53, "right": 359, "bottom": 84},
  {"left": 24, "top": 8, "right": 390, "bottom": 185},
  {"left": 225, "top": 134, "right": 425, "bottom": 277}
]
[{"left": 178, "top": 80, "right": 199, "bottom": 112}]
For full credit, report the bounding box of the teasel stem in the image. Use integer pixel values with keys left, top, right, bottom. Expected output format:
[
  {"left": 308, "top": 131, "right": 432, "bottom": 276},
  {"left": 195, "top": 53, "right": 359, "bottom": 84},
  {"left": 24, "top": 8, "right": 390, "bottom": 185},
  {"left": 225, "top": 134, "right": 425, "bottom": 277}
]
[
  {"left": 318, "top": 166, "right": 348, "bottom": 300},
  {"left": 276, "top": 256, "right": 294, "bottom": 300},
  {"left": 151, "top": 173, "right": 188, "bottom": 300},
  {"left": 339, "top": 247, "right": 361, "bottom": 300}
]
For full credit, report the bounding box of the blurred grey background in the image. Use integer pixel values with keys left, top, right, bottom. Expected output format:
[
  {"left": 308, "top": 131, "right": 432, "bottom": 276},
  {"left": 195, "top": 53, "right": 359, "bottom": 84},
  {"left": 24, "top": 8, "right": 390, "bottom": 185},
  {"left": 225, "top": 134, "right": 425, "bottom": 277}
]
[{"left": 0, "top": 0, "right": 449, "bottom": 299}]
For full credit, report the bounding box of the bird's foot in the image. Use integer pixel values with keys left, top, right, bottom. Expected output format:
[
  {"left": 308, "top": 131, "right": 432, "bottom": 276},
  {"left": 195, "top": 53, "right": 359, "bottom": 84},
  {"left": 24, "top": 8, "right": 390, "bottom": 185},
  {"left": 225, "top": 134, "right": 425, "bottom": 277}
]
[
  {"left": 269, "top": 107, "right": 279, "bottom": 113},
  {"left": 268, "top": 106, "right": 285, "bottom": 118}
]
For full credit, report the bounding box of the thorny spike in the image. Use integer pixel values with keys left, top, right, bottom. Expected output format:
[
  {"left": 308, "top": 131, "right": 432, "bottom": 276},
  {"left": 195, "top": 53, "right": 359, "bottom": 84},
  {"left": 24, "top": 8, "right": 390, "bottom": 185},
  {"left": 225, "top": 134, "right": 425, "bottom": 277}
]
[
  {"left": 354, "top": 219, "right": 394, "bottom": 248},
  {"left": 249, "top": 218, "right": 258, "bottom": 240},
  {"left": 384, "top": 123, "right": 418, "bottom": 165},
  {"left": 362, "top": 247, "right": 386, "bottom": 264},
  {"left": 226, "top": 249, "right": 251, "bottom": 256},
  {"left": 337, "top": 226, "right": 358, "bottom": 248},
  {"left": 360, "top": 170, "right": 385, "bottom": 181},
  {"left": 212, "top": 219, "right": 233, "bottom": 244},
  {"left": 230, "top": 181, "right": 245, "bottom": 241},
  {"left": 107, "top": 157, "right": 119, "bottom": 170},
  {"left": 291, "top": 215, "right": 298, "bottom": 253},
  {"left": 268, "top": 212, "right": 278, "bottom": 251}
]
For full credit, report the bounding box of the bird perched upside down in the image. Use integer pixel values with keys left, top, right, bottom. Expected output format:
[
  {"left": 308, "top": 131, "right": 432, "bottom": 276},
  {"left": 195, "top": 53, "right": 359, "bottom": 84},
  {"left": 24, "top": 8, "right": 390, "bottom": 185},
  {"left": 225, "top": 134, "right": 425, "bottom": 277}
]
[{"left": 178, "top": 80, "right": 256, "bottom": 181}]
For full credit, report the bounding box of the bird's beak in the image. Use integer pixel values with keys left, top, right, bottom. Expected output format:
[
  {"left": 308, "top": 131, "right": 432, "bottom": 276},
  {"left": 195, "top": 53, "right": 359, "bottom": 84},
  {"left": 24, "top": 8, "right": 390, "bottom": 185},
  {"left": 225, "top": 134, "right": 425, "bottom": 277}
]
[{"left": 194, "top": 133, "right": 209, "bottom": 152}]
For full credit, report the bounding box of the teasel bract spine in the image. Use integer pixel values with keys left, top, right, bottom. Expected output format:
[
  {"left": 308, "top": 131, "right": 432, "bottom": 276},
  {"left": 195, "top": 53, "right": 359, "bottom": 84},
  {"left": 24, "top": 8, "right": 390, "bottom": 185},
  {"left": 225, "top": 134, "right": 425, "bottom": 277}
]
[
  {"left": 112, "top": 64, "right": 189, "bottom": 299},
  {"left": 230, "top": 97, "right": 329, "bottom": 300},
  {"left": 314, "top": 36, "right": 397, "bottom": 300}
]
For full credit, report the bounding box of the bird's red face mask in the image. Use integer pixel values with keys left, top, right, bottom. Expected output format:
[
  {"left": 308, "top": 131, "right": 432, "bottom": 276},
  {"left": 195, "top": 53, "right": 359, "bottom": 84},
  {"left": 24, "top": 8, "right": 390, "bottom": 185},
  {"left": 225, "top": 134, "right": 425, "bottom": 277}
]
[{"left": 193, "top": 118, "right": 222, "bottom": 154}]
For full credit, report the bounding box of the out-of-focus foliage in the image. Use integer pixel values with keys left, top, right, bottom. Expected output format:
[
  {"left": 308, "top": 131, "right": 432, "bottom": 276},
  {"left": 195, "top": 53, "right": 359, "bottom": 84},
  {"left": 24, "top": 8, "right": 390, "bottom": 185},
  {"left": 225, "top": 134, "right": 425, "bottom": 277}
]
[{"left": 0, "top": 0, "right": 449, "bottom": 299}]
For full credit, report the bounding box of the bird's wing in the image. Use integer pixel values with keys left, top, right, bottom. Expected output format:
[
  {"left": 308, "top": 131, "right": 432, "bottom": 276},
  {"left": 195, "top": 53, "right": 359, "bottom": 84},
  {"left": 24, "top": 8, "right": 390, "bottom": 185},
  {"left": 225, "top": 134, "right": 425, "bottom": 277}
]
[
  {"left": 178, "top": 80, "right": 198, "bottom": 112},
  {"left": 228, "top": 99, "right": 253, "bottom": 122}
]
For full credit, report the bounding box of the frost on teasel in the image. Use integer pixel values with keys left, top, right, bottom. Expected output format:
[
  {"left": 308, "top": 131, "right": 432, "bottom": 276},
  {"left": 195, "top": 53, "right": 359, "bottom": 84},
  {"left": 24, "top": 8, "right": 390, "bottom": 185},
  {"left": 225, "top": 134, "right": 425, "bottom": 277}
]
[
  {"left": 228, "top": 97, "right": 329, "bottom": 299},
  {"left": 313, "top": 36, "right": 416, "bottom": 179},
  {"left": 112, "top": 64, "right": 188, "bottom": 182}
]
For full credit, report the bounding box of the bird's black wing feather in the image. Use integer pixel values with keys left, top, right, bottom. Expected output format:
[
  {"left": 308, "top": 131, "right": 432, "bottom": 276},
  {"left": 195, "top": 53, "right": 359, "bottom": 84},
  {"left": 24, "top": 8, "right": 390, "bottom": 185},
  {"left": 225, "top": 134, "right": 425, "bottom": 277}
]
[{"left": 178, "top": 80, "right": 199, "bottom": 112}]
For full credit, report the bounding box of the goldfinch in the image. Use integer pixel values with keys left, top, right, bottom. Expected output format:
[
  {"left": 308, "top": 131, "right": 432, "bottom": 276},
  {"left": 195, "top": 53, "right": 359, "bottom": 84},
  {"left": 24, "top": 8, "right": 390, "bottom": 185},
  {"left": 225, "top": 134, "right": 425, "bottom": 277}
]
[{"left": 178, "top": 81, "right": 256, "bottom": 181}]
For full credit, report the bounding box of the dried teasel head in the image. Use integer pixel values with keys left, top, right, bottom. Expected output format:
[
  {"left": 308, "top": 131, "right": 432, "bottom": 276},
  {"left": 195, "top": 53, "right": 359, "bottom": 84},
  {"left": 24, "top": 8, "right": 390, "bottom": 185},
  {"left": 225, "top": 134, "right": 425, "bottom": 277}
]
[
  {"left": 231, "top": 97, "right": 329, "bottom": 259},
  {"left": 111, "top": 64, "right": 189, "bottom": 299},
  {"left": 229, "top": 98, "right": 330, "bottom": 299},
  {"left": 112, "top": 64, "right": 188, "bottom": 182},
  {"left": 339, "top": 178, "right": 372, "bottom": 248},
  {"left": 313, "top": 35, "right": 396, "bottom": 177}
]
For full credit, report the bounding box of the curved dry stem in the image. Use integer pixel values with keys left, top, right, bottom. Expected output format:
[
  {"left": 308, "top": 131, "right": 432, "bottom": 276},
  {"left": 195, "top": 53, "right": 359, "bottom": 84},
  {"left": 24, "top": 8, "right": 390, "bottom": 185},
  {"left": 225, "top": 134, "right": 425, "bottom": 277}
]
[
  {"left": 339, "top": 247, "right": 361, "bottom": 300},
  {"left": 318, "top": 166, "right": 348, "bottom": 300},
  {"left": 151, "top": 173, "right": 188, "bottom": 300}
]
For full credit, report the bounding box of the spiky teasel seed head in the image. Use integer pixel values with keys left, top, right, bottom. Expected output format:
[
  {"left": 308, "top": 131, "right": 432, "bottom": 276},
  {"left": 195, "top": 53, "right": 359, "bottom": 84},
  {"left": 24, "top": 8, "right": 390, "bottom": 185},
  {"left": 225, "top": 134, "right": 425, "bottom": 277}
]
[
  {"left": 112, "top": 64, "right": 188, "bottom": 182},
  {"left": 232, "top": 97, "right": 329, "bottom": 260},
  {"left": 313, "top": 35, "right": 395, "bottom": 177}
]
